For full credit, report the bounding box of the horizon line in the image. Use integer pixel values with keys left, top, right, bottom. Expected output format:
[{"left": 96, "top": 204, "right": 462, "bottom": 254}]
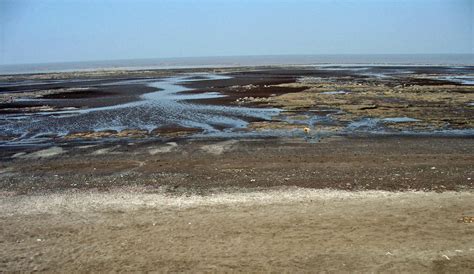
[{"left": 2, "top": 53, "right": 473, "bottom": 67}]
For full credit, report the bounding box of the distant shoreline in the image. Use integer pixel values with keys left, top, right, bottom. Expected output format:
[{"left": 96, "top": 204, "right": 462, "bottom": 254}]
[{"left": 1, "top": 54, "right": 473, "bottom": 75}]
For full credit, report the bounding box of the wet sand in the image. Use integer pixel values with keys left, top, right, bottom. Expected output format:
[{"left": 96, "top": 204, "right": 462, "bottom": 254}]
[
  {"left": 0, "top": 83, "right": 159, "bottom": 114},
  {"left": 0, "top": 136, "right": 473, "bottom": 194},
  {"left": 1, "top": 65, "right": 473, "bottom": 142},
  {"left": 0, "top": 66, "right": 473, "bottom": 271}
]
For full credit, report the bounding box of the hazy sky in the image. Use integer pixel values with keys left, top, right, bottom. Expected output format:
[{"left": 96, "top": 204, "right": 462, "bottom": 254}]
[{"left": 0, "top": 0, "right": 472, "bottom": 65}]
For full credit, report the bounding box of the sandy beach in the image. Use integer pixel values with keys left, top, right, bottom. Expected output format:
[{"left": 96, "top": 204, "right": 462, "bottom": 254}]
[{"left": 1, "top": 188, "right": 473, "bottom": 272}]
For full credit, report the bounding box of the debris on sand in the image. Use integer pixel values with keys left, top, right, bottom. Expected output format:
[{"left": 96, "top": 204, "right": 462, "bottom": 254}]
[
  {"left": 201, "top": 140, "right": 238, "bottom": 155},
  {"left": 457, "top": 216, "right": 474, "bottom": 223},
  {"left": 148, "top": 142, "right": 178, "bottom": 155},
  {"left": 92, "top": 146, "right": 121, "bottom": 155},
  {"left": 14, "top": 146, "right": 64, "bottom": 159}
]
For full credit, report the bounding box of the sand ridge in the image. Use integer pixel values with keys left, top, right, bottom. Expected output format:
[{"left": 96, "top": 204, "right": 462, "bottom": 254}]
[{"left": 1, "top": 187, "right": 472, "bottom": 216}]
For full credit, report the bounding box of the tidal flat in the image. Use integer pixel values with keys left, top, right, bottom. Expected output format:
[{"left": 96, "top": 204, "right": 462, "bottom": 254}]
[{"left": 0, "top": 65, "right": 473, "bottom": 272}]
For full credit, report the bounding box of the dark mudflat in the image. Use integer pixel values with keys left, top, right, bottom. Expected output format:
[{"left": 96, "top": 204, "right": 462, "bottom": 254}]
[{"left": 1, "top": 136, "right": 472, "bottom": 195}]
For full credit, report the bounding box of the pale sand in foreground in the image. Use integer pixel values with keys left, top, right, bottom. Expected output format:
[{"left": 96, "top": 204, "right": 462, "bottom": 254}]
[{"left": 1, "top": 188, "right": 473, "bottom": 272}]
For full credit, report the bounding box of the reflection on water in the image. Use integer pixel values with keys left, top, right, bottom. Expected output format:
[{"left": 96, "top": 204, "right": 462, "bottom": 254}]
[
  {"left": 435, "top": 75, "right": 474, "bottom": 85},
  {"left": 0, "top": 74, "right": 281, "bottom": 144},
  {"left": 1, "top": 70, "right": 473, "bottom": 147}
]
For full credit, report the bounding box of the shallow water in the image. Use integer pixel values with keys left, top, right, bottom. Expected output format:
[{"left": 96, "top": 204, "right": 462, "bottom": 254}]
[
  {"left": 1, "top": 71, "right": 473, "bottom": 146},
  {"left": 437, "top": 75, "right": 474, "bottom": 85},
  {"left": 321, "top": 90, "right": 350, "bottom": 95},
  {"left": 0, "top": 74, "right": 280, "bottom": 144},
  {"left": 382, "top": 117, "right": 420, "bottom": 123},
  {"left": 346, "top": 117, "right": 474, "bottom": 136},
  {"left": 3, "top": 54, "right": 473, "bottom": 75}
]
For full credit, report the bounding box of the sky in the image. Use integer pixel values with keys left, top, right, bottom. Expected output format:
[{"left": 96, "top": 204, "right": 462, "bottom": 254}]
[{"left": 0, "top": 0, "right": 473, "bottom": 65}]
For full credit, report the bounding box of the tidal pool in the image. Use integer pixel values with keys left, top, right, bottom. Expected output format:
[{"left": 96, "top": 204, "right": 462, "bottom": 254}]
[{"left": 0, "top": 74, "right": 281, "bottom": 144}]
